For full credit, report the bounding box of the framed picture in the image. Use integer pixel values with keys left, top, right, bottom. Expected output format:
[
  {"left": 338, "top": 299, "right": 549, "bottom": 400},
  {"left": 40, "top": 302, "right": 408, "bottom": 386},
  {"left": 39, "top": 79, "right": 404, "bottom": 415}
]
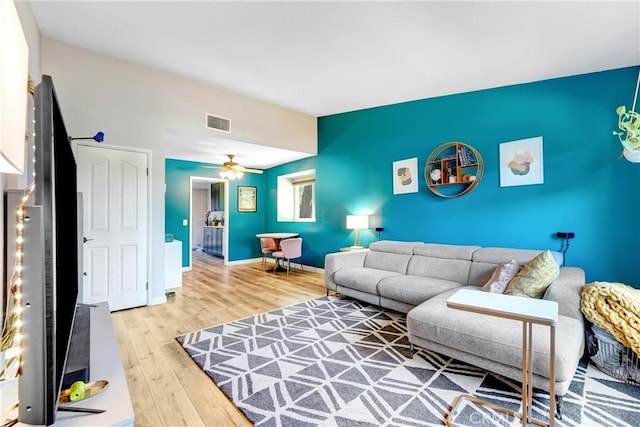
[
  {"left": 392, "top": 157, "right": 419, "bottom": 194},
  {"left": 499, "top": 136, "right": 544, "bottom": 187},
  {"left": 237, "top": 186, "right": 257, "bottom": 212}
]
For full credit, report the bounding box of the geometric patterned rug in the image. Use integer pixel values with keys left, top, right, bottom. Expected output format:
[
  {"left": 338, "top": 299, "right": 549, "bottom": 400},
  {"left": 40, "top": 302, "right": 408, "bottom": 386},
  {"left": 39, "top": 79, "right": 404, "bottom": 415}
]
[{"left": 177, "top": 295, "right": 640, "bottom": 426}]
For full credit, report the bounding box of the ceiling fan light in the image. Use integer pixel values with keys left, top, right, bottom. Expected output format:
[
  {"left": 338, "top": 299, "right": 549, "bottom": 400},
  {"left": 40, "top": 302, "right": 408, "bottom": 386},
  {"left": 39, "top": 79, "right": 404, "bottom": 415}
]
[
  {"left": 219, "top": 171, "right": 227, "bottom": 179},
  {"left": 236, "top": 171, "right": 244, "bottom": 179}
]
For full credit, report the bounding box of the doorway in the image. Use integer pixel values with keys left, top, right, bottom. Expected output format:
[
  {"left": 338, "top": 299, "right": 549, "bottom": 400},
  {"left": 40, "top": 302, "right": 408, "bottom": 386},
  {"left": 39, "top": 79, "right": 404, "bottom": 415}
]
[{"left": 189, "top": 176, "right": 228, "bottom": 269}]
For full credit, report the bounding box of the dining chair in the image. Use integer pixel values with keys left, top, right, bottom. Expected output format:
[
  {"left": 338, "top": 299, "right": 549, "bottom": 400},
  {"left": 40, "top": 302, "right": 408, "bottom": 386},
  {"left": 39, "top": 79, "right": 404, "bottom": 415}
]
[
  {"left": 272, "top": 237, "right": 303, "bottom": 274},
  {"left": 259, "top": 237, "right": 277, "bottom": 267}
]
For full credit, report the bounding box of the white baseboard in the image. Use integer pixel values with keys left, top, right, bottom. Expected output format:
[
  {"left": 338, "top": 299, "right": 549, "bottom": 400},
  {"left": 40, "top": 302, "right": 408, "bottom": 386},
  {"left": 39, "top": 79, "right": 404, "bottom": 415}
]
[
  {"left": 150, "top": 295, "right": 167, "bottom": 306},
  {"left": 292, "top": 263, "right": 324, "bottom": 274},
  {"left": 227, "top": 258, "right": 324, "bottom": 274},
  {"left": 227, "top": 257, "right": 263, "bottom": 266}
]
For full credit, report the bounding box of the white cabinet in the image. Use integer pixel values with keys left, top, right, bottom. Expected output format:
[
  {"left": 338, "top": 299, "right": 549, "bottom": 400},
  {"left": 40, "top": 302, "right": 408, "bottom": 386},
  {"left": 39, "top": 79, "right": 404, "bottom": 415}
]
[{"left": 165, "top": 240, "right": 182, "bottom": 288}]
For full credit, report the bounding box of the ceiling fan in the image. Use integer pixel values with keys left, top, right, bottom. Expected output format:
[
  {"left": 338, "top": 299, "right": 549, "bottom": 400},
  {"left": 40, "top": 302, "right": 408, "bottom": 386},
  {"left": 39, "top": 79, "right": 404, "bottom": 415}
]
[{"left": 203, "top": 154, "right": 263, "bottom": 179}]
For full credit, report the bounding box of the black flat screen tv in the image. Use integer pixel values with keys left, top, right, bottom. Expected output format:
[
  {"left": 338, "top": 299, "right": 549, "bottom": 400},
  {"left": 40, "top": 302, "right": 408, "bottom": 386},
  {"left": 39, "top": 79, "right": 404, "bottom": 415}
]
[{"left": 18, "top": 75, "right": 79, "bottom": 425}]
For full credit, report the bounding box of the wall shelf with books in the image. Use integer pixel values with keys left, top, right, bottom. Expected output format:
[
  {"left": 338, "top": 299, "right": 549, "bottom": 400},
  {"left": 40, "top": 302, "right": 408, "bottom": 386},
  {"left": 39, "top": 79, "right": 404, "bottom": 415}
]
[{"left": 424, "top": 142, "right": 484, "bottom": 198}]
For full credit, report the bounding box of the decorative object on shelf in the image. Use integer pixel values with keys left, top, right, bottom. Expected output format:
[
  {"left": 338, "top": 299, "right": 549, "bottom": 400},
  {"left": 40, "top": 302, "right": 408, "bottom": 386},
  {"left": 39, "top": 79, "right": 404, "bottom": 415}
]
[
  {"left": 447, "top": 167, "right": 456, "bottom": 183},
  {"left": 429, "top": 168, "right": 441, "bottom": 184},
  {"left": 58, "top": 380, "right": 109, "bottom": 405},
  {"left": 613, "top": 67, "right": 640, "bottom": 162},
  {"left": 499, "top": 136, "right": 544, "bottom": 187},
  {"left": 346, "top": 214, "right": 369, "bottom": 249},
  {"left": 237, "top": 185, "right": 257, "bottom": 212},
  {"left": 392, "top": 157, "right": 418, "bottom": 194},
  {"left": 424, "top": 142, "right": 483, "bottom": 198}
]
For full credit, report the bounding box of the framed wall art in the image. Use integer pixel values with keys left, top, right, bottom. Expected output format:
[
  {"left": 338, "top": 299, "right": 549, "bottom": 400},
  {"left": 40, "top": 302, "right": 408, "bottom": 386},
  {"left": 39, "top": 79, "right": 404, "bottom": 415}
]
[
  {"left": 392, "top": 157, "right": 418, "bottom": 194},
  {"left": 499, "top": 136, "right": 544, "bottom": 187},
  {"left": 237, "top": 186, "right": 257, "bottom": 212}
]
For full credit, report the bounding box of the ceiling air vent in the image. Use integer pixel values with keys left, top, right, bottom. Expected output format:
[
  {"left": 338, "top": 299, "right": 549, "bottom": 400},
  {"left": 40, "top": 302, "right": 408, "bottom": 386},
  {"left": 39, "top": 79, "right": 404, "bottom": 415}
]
[{"left": 205, "top": 113, "right": 231, "bottom": 132}]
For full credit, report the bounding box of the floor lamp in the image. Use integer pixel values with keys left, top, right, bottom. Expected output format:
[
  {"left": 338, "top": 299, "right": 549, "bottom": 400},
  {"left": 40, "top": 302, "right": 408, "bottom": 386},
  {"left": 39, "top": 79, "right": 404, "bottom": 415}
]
[{"left": 346, "top": 215, "right": 369, "bottom": 249}]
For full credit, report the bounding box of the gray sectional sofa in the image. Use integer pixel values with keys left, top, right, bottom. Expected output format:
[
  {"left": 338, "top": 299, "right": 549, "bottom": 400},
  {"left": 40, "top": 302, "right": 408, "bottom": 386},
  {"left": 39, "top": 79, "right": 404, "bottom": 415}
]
[{"left": 324, "top": 240, "right": 586, "bottom": 414}]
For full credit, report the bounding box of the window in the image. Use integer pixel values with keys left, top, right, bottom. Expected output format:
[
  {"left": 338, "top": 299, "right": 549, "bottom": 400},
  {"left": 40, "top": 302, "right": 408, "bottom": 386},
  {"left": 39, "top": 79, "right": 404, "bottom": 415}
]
[
  {"left": 293, "top": 181, "right": 315, "bottom": 221},
  {"left": 277, "top": 169, "right": 316, "bottom": 222}
]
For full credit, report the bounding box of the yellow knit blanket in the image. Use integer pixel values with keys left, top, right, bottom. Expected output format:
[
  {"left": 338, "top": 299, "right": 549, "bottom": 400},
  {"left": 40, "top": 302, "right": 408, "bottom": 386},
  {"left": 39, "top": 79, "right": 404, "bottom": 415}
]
[{"left": 581, "top": 281, "right": 640, "bottom": 357}]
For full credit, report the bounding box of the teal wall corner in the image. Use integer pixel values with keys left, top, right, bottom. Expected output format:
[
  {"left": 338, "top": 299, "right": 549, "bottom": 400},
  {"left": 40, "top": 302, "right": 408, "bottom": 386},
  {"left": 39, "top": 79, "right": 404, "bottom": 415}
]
[{"left": 165, "top": 158, "right": 266, "bottom": 267}]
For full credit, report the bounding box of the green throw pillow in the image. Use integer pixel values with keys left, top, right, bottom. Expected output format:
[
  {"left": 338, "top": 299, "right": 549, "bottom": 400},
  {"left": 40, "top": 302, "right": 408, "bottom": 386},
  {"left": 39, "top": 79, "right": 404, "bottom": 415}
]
[{"left": 505, "top": 250, "right": 560, "bottom": 299}]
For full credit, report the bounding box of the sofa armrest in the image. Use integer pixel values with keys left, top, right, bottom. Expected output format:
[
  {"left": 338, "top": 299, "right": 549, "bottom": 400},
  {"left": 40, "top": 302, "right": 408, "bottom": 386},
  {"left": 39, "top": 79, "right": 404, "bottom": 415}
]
[
  {"left": 543, "top": 266, "right": 586, "bottom": 321},
  {"left": 324, "top": 250, "right": 368, "bottom": 291}
]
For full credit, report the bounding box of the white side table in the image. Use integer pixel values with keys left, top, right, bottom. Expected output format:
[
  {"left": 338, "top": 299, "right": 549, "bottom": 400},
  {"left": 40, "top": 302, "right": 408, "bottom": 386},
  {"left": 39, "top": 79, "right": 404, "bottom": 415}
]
[
  {"left": 164, "top": 240, "right": 183, "bottom": 288},
  {"left": 446, "top": 288, "right": 558, "bottom": 427}
]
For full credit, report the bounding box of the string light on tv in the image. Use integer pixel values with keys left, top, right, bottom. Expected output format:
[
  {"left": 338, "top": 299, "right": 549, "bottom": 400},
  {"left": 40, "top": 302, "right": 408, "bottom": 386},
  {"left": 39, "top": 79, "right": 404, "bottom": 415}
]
[
  {"left": 1, "top": 182, "right": 36, "bottom": 379},
  {"left": 1, "top": 76, "right": 37, "bottom": 380}
]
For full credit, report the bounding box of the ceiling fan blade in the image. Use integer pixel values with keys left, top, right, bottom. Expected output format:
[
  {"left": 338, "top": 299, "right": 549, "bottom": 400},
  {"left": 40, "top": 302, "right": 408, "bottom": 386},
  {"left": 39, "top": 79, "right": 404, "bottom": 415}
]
[
  {"left": 236, "top": 166, "right": 263, "bottom": 174},
  {"left": 201, "top": 155, "right": 263, "bottom": 174}
]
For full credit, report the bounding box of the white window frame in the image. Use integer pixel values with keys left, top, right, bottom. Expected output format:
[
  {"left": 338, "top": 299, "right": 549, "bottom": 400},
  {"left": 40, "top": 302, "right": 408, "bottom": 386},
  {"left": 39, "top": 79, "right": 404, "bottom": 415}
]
[{"left": 277, "top": 169, "right": 316, "bottom": 222}]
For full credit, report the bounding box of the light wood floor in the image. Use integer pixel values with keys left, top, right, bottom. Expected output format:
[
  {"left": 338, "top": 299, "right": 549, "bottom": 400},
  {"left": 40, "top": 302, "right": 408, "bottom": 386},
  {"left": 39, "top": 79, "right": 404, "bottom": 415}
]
[{"left": 112, "top": 252, "right": 326, "bottom": 426}]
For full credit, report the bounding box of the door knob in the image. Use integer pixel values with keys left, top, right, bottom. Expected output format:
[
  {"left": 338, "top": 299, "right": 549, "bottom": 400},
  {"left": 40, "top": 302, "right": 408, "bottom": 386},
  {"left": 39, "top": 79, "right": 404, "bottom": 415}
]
[{"left": 83, "top": 237, "right": 94, "bottom": 243}]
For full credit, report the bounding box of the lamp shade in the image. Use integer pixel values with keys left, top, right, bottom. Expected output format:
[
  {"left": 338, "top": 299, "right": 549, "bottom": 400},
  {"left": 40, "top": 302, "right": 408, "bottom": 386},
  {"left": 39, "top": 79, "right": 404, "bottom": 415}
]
[
  {"left": 219, "top": 170, "right": 244, "bottom": 180},
  {"left": 346, "top": 215, "right": 369, "bottom": 230},
  {"left": 0, "top": 0, "right": 29, "bottom": 174}
]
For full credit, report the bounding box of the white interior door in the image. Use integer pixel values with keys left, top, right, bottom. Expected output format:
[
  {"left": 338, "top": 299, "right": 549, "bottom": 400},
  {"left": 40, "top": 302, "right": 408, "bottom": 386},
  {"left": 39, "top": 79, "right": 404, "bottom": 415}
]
[{"left": 76, "top": 144, "right": 149, "bottom": 311}]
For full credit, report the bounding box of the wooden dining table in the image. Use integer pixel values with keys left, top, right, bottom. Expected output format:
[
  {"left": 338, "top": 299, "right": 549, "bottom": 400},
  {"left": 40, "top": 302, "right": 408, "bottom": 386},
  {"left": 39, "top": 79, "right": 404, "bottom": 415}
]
[{"left": 256, "top": 232, "right": 299, "bottom": 272}]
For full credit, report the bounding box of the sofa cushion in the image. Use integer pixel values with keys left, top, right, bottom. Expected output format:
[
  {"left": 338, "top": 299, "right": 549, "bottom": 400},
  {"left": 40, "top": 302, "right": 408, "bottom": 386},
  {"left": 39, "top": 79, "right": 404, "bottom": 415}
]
[
  {"left": 333, "top": 267, "right": 401, "bottom": 295},
  {"left": 472, "top": 247, "right": 562, "bottom": 265},
  {"left": 364, "top": 251, "right": 413, "bottom": 274},
  {"left": 407, "top": 255, "right": 472, "bottom": 284},
  {"left": 412, "top": 243, "right": 480, "bottom": 260},
  {"left": 369, "top": 240, "right": 420, "bottom": 254},
  {"left": 468, "top": 247, "right": 562, "bottom": 286},
  {"left": 481, "top": 259, "right": 519, "bottom": 293},
  {"left": 407, "top": 287, "right": 585, "bottom": 383},
  {"left": 505, "top": 250, "right": 560, "bottom": 299},
  {"left": 378, "top": 275, "right": 462, "bottom": 306}
]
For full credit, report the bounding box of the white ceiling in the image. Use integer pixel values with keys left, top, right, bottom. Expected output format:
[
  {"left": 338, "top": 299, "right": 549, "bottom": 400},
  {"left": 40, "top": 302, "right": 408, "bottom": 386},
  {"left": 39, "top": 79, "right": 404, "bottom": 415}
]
[{"left": 27, "top": 0, "right": 640, "bottom": 169}]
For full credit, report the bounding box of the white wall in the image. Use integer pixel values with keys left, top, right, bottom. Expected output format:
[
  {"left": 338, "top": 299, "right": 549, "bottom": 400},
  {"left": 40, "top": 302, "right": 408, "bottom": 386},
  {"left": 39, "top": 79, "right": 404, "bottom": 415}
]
[
  {"left": 39, "top": 38, "right": 317, "bottom": 304},
  {"left": 192, "top": 188, "right": 207, "bottom": 247}
]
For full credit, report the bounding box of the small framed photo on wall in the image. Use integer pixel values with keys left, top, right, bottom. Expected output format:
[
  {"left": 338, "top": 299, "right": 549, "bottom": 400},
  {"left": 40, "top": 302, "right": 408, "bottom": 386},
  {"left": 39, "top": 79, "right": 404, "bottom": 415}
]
[
  {"left": 237, "top": 186, "right": 257, "bottom": 212},
  {"left": 392, "top": 157, "right": 418, "bottom": 194},
  {"left": 499, "top": 136, "right": 544, "bottom": 187}
]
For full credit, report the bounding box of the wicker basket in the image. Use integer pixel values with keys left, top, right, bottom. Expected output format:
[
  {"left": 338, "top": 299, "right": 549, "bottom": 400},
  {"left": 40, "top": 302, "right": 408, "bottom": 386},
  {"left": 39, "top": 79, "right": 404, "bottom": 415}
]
[{"left": 586, "top": 324, "right": 640, "bottom": 384}]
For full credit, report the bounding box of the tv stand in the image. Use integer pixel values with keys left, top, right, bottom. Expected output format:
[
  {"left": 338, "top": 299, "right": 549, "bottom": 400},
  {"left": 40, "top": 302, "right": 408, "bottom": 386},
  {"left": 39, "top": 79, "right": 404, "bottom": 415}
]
[
  {"left": 14, "top": 302, "right": 132, "bottom": 426},
  {"left": 53, "top": 301, "right": 133, "bottom": 426}
]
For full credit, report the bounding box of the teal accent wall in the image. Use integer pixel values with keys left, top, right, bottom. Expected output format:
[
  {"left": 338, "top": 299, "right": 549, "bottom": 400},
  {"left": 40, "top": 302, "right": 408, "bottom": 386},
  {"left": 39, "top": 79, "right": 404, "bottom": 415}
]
[
  {"left": 165, "top": 159, "right": 266, "bottom": 266},
  {"left": 264, "top": 67, "right": 640, "bottom": 287}
]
